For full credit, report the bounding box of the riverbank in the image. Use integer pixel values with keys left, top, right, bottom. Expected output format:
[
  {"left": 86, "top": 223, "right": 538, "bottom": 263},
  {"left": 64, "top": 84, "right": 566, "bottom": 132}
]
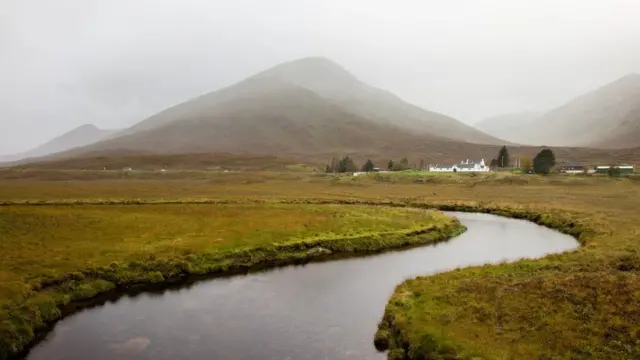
[
  {"left": 1, "top": 173, "right": 639, "bottom": 359},
  {"left": 0, "top": 204, "right": 464, "bottom": 359},
  {"left": 375, "top": 205, "right": 639, "bottom": 360}
]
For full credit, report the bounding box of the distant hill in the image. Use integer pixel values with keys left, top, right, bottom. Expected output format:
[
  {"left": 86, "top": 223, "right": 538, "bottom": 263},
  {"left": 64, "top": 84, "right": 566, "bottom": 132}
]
[
  {"left": 513, "top": 74, "right": 640, "bottom": 148},
  {"left": 474, "top": 111, "right": 542, "bottom": 145},
  {"left": 0, "top": 124, "right": 118, "bottom": 163}
]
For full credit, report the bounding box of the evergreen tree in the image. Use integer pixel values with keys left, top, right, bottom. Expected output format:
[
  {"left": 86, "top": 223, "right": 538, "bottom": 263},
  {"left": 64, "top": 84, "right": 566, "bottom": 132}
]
[
  {"left": 419, "top": 159, "right": 425, "bottom": 170},
  {"left": 361, "top": 159, "right": 375, "bottom": 172},
  {"left": 388, "top": 160, "right": 394, "bottom": 171},
  {"left": 337, "top": 156, "right": 358, "bottom": 173},
  {"left": 489, "top": 158, "right": 498, "bottom": 168},
  {"left": 533, "top": 149, "right": 556, "bottom": 174},
  {"left": 496, "top": 146, "right": 510, "bottom": 168}
]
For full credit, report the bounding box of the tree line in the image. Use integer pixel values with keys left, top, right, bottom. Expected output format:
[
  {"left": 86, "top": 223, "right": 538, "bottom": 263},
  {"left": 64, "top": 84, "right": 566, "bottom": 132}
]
[
  {"left": 326, "top": 146, "right": 561, "bottom": 175},
  {"left": 491, "top": 145, "right": 557, "bottom": 174},
  {"left": 325, "top": 156, "right": 417, "bottom": 173}
]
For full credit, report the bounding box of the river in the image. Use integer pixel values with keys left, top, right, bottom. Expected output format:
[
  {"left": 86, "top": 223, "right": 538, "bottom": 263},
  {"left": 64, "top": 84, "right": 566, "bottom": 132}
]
[{"left": 25, "top": 212, "right": 579, "bottom": 360}]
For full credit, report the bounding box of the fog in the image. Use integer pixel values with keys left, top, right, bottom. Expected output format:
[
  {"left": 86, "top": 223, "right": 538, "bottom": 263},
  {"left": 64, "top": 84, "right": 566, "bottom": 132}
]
[{"left": 2, "top": 0, "right": 640, "bottom": 154}]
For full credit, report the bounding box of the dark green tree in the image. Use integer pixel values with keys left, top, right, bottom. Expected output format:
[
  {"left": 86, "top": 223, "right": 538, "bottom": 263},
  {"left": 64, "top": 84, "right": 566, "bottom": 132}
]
[
  {"left": 361, "top": 159, "right": 375, "bottom": 172},
  {"left": 489, "top": 158, "right": 498, "bottom": 168},
  {"left": 388, "top": 160, "right": 394, "bottom": 171},
  {"left": 400, "top": 157, "right": 409, "bottom": 168},
  {"left": 533, "top": 148, "right": 556, "bottom": 174},
  {"left": 496, "top": 146, "right": 510, "bottom": 168},
  {"left": 337, "top": 156, "right": 358, "bottom": 173}
]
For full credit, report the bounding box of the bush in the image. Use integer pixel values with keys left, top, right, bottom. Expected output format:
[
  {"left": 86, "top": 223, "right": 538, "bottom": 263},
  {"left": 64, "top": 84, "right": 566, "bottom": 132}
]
[
  {"left": 388, "top": 348, "right": 406, "bottom": 360},
  {"left": 374, "top": 329, "right": 390, "bottom": 351}
]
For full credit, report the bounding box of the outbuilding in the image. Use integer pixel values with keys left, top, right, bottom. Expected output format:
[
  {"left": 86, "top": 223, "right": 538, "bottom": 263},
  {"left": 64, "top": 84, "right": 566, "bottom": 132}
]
[{"left": 595, "top": 165, "right": 634, "bottom": 174}]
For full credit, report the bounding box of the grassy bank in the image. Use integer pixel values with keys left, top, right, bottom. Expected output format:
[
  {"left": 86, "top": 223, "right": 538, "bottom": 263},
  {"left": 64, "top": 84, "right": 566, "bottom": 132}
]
[
  {"left": 374, "top": 205, "right": 639, "bottom": 360},
  {"left": 1, "top": 173, "right": 640, "bottom": 359},
  {"left": 0, "top": 203, "right": 463, "bottom": 359}
]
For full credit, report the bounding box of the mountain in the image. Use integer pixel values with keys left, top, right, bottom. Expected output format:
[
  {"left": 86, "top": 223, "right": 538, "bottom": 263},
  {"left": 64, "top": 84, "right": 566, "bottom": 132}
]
[
  {"left": 474, "top": 111, "right": 542, "bottom": 145},
  {"left": 249, "top": 57, "right": 502, "bottom": 144},
  {"left": 515, "top": 74, "right": 640, "bottom": 148},
  {"left": 20, "top": 57, "right": 505, "bottom": 163},
  {"left": 0, "top": 124, "right": 118, "bottom": 163}
]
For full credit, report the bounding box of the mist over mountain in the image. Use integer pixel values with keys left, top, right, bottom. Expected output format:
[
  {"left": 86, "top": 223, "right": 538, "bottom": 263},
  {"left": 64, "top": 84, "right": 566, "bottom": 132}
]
[
  {"left": 28, "top": 57, "right": 505, "bottom": 162},
  {"left": 0, "top": 124, "right": 117, "bottom": 163},
  {"left": 478, "top": 74, "right": 640, "bottom": 149},
  {"left": 474, "top": 111, "right": 543, "bottom": 145}
]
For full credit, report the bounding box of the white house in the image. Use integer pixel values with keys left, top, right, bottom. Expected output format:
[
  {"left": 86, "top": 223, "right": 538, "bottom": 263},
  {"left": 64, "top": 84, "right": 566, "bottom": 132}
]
[{"left": 428, "top": 159, "right": 489, "bottom": 172}]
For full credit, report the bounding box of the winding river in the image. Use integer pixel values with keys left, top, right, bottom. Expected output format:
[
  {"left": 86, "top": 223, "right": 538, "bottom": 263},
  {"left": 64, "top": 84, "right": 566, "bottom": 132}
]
[{"left": 25, "top": 212, "right": 579, "bottom": 360}]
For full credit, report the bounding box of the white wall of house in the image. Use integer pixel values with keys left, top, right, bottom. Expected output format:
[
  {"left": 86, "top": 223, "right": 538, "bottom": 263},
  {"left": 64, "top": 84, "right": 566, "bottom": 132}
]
[
  {"left": 428, "top": 165, "right": 456, "bottom": 172},
  {"left": 429, "top": 159, "right": 489, "bottom": 172},
  {"left": 562, "top": 169, "right": 584, "bottom": 174}
]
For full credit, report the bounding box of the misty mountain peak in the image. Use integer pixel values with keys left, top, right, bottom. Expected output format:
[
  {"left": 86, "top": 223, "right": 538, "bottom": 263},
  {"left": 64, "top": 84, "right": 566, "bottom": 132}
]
[
  {"left": 250, "top": 57, "right": 363, "bottom": 95},
  {"left": 75, "top": 124, "right": 100, "bottom": 131}
]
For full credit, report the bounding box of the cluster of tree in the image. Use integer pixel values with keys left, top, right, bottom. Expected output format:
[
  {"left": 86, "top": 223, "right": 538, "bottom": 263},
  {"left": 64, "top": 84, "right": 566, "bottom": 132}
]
[
  {"left": 325, "top": 156, "right": 379, "bottom": 173},
  {"left": 325, "top": 156, "right": 358, "bottom": 173},
  {"left": 387, "top": 157, "right": 410, "bottom": 171},
  {"left": 325, "top": 156, "right": 418, "bottom": 173},
  {"left": 488, "top": 145, "right": 556, "bottom": 175}
]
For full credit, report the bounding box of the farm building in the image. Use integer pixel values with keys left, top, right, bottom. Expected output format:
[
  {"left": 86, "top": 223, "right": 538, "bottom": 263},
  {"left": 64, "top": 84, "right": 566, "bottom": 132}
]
[
  {"left": 595, "top": 165, "right": 634, "bottom": 174},
  {"left": 429, "top": 159, "right": 489, "bottom": 172}
]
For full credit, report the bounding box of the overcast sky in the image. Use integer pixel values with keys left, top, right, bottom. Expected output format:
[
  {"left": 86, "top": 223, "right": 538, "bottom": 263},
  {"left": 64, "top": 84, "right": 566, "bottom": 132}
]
[{"left": 2, "top": 0, "right": 640, "bottom": 154}]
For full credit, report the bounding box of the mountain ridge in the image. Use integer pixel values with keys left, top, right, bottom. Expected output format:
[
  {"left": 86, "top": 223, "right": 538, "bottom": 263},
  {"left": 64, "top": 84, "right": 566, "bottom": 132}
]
[{"left": 0, "top": 124, "right": 118, "bottom": 163}]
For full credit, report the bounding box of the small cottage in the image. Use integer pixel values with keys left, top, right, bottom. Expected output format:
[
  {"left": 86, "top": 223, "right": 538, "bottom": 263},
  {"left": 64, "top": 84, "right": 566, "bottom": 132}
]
[{"left": 428, "top": 159, "right": 489, "bottom": 172}]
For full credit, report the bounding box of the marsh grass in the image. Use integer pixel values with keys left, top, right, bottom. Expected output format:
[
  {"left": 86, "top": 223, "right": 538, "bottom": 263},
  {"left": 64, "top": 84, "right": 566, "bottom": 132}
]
[
  {"left": 0, "top": 203, "right": 462, "bottom": 359},
  {"left": 1, "top": 172, "right": 640, "bottom": 359}
]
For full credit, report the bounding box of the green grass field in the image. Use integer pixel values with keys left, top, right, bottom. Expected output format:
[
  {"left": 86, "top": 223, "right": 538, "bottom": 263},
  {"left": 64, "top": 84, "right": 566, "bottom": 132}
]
[
  {"left": 0, "top": 201, "right": 462, "bottom": 359},
  {"left": 1, "top": 171, "right": 639, "bottom": 359}
]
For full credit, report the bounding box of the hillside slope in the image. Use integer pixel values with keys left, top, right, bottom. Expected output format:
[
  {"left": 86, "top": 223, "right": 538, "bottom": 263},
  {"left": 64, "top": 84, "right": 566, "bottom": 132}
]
[
  {"left": 113, "top": 57, "right": 502, "bottom": 146},
  {"left": 55, "top": 79, "right": 455, "bottom": 159},
  {"left": 522, "top": 74, "right": 640, "bottom": 148},
  {"left": 250, "top": 57, "right": 502, "bottom": 144},
  {"left": 0, "top": 124, "right": 117, "bottom": 163}
]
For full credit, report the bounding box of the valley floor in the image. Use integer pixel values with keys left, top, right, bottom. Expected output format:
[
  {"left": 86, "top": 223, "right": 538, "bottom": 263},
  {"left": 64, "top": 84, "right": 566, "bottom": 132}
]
[{"left": 1, "top": 171, "right": 639, "bottom": 359}]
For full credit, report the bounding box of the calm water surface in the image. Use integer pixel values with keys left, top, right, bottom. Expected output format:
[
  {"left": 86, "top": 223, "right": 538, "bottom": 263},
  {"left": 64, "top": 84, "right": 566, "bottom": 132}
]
[{"left": 26, "top": 212, "right": 579, "bottom": 360}]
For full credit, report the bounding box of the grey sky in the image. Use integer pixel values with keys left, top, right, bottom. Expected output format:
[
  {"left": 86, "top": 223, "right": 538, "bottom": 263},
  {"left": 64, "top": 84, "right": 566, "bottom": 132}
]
[{"left": 2, "top": 0, "right": 640, "bottom": 154}]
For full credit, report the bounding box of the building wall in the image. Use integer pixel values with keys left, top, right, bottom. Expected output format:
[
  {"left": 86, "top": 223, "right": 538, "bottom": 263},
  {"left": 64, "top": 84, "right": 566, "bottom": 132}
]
[
  {"left": 596, "top": 167, "right": 634, "bottom": 174},
  {"left": 429, "top": 167, "right": 455, "bottom": 172}
]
